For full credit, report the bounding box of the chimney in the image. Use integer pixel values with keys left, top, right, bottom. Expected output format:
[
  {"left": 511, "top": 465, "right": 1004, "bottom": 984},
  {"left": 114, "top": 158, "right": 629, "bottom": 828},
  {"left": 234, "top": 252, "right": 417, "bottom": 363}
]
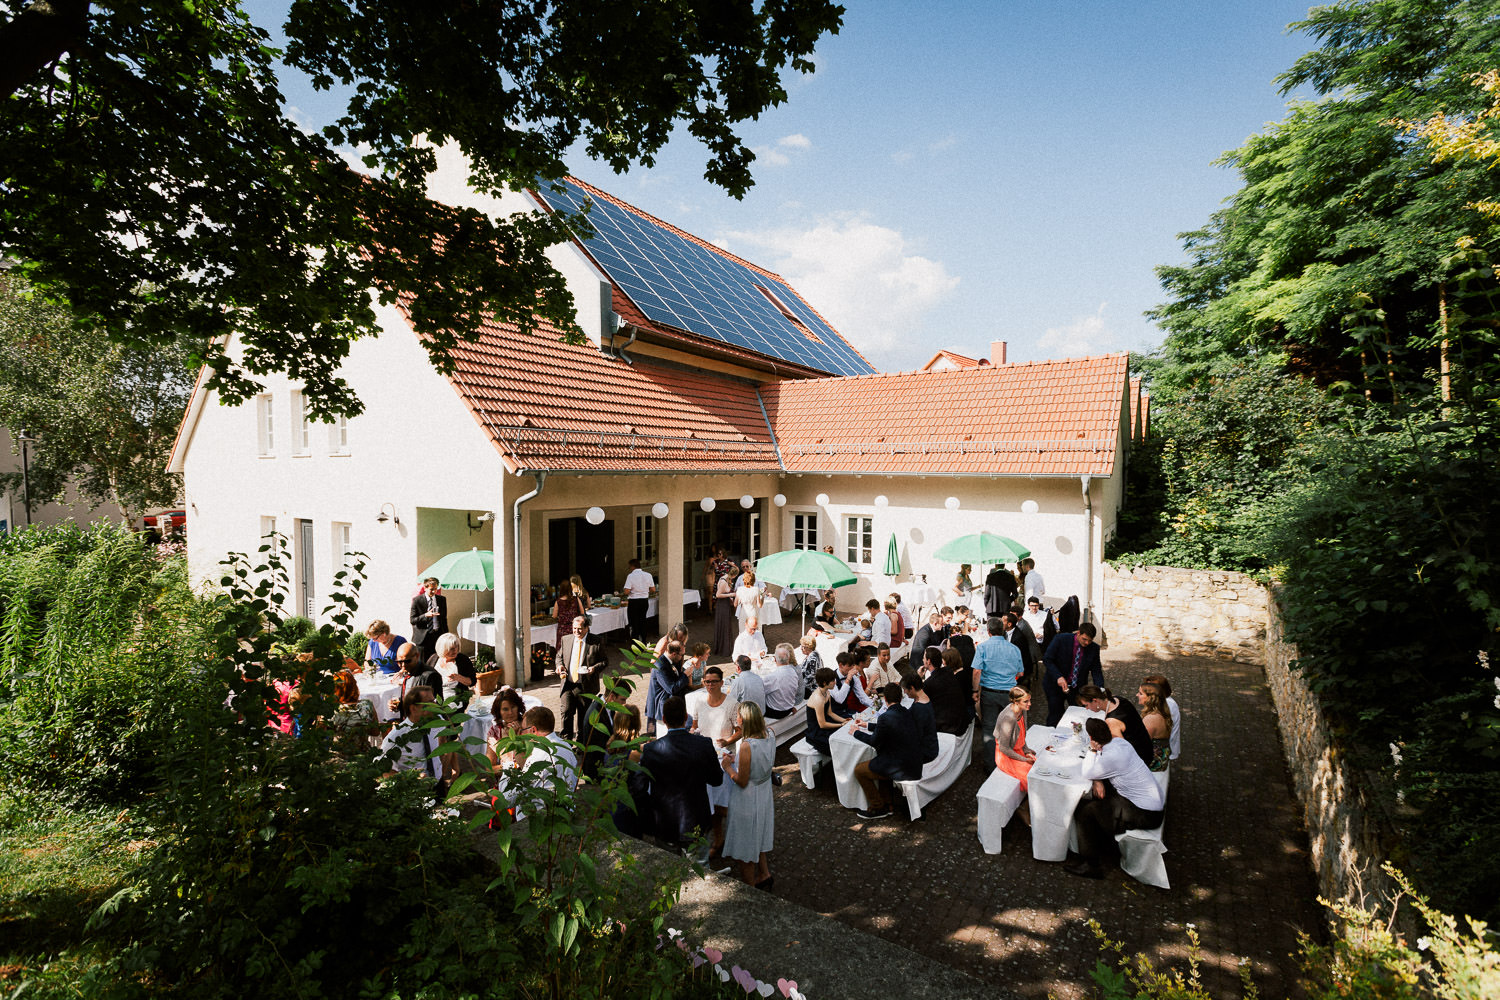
[{"left": 990, "top": 340, "right": 1008, "bottom": 365}]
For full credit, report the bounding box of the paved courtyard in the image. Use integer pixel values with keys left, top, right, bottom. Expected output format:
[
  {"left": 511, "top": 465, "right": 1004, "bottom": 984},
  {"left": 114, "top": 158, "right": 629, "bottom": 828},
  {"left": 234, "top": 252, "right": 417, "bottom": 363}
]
[{"left": 522, "top": 612, "right": 1325, "bottom": 999}]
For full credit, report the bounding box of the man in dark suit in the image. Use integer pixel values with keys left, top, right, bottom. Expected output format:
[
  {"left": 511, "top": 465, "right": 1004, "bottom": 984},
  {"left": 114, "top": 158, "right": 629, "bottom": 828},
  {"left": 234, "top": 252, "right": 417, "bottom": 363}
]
[
  {"left": 409, "top": 577, "right": 449, "bottom": 661},
  {"left": 919, "top": 645, "right": 971, "bottom": 736},
  {"left": 984, "top": 565, "right": 1017, "bottom": 617},
  {"left": 1043, "top": 622, "right": 1104, "bottom": 726},
  {"left": 850, "top": 683, "right": 926, "bottom": 820},
  {"left": 1003, "top": 611, "right": 1038, "bottom": 689},
  {"left": 554, "top": 614, "right": 610, "bottom": 739},
  {"left": 908, "top": 610, "right": 949, "bottom": 674},
  {"left": 578, "top": 677, "right": 634, "bottom": 782},
  {"left": 640, "top": 696, "right": 724, "bottom": 862}
]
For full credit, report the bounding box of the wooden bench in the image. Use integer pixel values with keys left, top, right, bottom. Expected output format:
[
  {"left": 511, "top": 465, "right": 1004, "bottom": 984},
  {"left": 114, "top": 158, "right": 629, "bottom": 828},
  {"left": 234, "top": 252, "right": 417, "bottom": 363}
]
[
  {"left": 766, "top": 700, "right": 808, "bottom": 747},
  {"left": 788, "top": 738, "right": 831, "bottom": 789}
]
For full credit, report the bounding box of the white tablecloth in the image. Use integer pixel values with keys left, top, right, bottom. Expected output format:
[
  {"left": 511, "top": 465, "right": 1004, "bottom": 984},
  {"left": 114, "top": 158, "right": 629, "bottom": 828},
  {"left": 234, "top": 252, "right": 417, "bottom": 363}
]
[
  {"left": 779, "top": 587, "right": 824, "bottom": 611},
  {"left": 1024, "top": 723, "right": 1096, "bottom": 861},
  {"left": 355, "top": 673, "right": 403, "bottom": 722},
  {"left": 459, "top": 588, "right": 703, "bottom": 650},
  {"left": 813, "top": 629, "right": 857, "bottom": 667},
  {"left": 830, "top": 713, "right": 878, "bottom": 810}
]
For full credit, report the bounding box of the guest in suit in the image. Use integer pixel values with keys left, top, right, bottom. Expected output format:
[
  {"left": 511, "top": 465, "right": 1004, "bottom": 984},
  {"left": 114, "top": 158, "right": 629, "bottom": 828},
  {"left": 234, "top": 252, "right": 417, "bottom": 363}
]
[
  {"left": 850, "top": 683, "right": 925, "bottom": 820},
  {"left": 579, "top": 677, "right": 634, "bottom": 782},
  {"left": 640, "top": 696, "right": 724, "bottom": 861},
  {"left": 1003, "top": 611, "right": 1038, "bottom": 689},
  {"left": 902, "top": 674, "right": 939, "bottom": 766},
  {"left": 1043, "top": 622, "right": 1103, "bottom": 726},
  {"left": 554, "top": 615, "right": 610, "bottom": 739},
  {"left": 409, "top": 577, "right": 449, "bottom": 661},
  {"left": 984, "top": 565, "right": 1017, "bottom": 617},
  {"left": 908, "top": 611, "right": 949, "bottom": 675},
  {"left": 920, "top": 646, "right": 970, "bottom": 737},
  {"left": 645, "top": 641, "right": 690, "bottom": 737}
]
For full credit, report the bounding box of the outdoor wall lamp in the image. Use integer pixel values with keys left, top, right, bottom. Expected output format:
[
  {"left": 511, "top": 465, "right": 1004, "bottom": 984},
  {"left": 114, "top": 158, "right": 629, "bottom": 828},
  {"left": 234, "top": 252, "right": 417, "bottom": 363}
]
[
  {"left": 376, "top": 503, "right": 400, "bottom": 525},
  {"left": 467, "top": 510, "right": 495, "bottom": 534}
]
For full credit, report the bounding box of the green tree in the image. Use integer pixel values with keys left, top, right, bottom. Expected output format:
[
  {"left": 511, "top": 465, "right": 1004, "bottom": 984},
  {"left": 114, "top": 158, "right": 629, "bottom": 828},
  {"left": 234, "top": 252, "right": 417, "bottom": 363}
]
[
  {"left": 0, "top": 273, "right": 193, "bottom": 518},
  {"left": 0, "top": 0, "right": 843, "bottom": 418}
]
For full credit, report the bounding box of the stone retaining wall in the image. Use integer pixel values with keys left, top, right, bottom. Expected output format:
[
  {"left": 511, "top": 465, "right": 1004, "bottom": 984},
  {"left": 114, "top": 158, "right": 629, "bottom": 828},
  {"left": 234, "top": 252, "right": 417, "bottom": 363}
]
[
  {"left": 1264, "top": 600, "right": 1408, "bottom": 925},
  {"left": 1101, "top": 564, "right": 1268, "bottom": 663},
  {"left": 1103, "top": 562, "right": 1405, "bottom": 920}
]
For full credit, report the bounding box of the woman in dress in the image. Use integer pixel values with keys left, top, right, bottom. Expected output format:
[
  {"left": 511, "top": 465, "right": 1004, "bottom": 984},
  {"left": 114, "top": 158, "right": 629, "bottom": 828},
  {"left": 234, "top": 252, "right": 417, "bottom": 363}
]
[
  {"left": 329, "top": 667, "right": 377, "bottom": 749},
  {"left": 720, "top": 701, "right": 776, "bottom": 890},
  {"left": 685, "top": 641, "right": 712, "bottom": 690},
  {"left": 811, "top": 600, "right": 838, "bottom": 633},
  {"left": 954, "top": 564, "right": 974, "bottom": 603},
  {"left": 713, "top": 571, "right": 738, "bottom": 656},
  {"left": 485, "top": 687, "right": 526, "bottom": 768},
  {"left": 428, "top": 632, "right": 477, "bottom": 706},
  {"left": 364, "top": 620, "right": 406, "bottom": 674},
  {"left": 734, "top": 568, "right": 763, "bottom": 625},
  {"left": 803, "top": 666, "right": 849, "bottom": 755},
  {"left": 993, "top": 686, "right": 1036, "bottom": 792},
  {"left": 552, "top": 577, "right": 589, "bottom": 649},
  {"left": 1136, "top": 682, "right": 1173, "bottom": 772}
]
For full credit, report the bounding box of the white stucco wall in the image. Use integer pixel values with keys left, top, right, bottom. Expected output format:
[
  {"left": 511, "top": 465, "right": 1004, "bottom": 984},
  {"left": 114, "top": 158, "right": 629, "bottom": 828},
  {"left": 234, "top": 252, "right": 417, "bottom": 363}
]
[
  {"left": 776, "top": 473, "right": 1116, "bottom": 616},
  {"left": 178, "top": 301, "right": 512, "bottom": 634}
]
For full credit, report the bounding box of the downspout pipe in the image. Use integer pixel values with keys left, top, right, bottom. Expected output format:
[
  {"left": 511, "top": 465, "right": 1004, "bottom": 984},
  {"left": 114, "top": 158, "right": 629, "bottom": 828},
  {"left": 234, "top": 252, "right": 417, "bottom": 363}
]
[
  {"left": 513, "top": 470, "right": 546, "bottom": 689},
  {"left": 1080, "top": 474, "right": 1093, "bottom": 624}
]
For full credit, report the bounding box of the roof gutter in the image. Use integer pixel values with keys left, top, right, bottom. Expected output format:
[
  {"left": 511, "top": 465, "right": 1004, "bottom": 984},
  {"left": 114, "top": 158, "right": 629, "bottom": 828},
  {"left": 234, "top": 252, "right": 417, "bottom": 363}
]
[{"left": 512, "top": 470, "right": 545, "bottom": 689}]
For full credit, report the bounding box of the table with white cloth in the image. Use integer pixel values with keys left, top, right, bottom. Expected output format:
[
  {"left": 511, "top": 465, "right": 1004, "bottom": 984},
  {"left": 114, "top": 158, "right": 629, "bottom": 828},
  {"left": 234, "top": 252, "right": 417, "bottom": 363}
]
[
  {"left": 1023, "top": 705, "right": 1107, "bottom": 861},
  {"left": 813, "top": 628, "right": 858, "bottom": 668},
  {"left": 829, "top": 711, "right": 879, "bottom": 810},
  {"left": 897, "top": 581, "right": 941, "bottom": 618},
  {"left": 734, "top": 590, "right": 782, "bottom": 626},
  {"left": 355, "top": 672, "right": 404, "bottom": 722},
  {"left": 779, "top": 587, "right": 824, "bottom": 611},
  {"left": 459, "top": 589, "right": 701, "bottom": 650}
]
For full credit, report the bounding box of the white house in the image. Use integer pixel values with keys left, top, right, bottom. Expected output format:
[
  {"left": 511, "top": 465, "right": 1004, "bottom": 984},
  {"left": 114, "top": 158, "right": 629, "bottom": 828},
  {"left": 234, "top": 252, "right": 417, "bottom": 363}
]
[{"left": 168, "top": 159, "right": 1134, "bottom": 686}]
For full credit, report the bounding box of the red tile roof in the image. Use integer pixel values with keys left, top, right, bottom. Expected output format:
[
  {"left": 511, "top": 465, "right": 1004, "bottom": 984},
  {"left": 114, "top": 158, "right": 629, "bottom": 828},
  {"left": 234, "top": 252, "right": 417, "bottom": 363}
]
[
  {"left": 1129, "top": 377, "right": 1142, "bottom": 440},
  {"left": 759, "top": 354, "right": 1130, "bottom": 477},
  {"left": 919, "top": 350, "right": 986, "bottom": 371},
  {"left": 420, "top": 302, "right": 781, "bottom": 474}
]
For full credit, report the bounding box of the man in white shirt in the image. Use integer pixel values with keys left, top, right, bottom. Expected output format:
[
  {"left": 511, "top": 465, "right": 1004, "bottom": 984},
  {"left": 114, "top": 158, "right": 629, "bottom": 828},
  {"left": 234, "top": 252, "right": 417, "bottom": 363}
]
[
  {"left": 727, "top": 655, "right": 766, "bottom": 713},
  {"left": 831, "top": 651, "right": 875, "bottom": 717},
  {"left": 497, "top": 706, "right": 579, "bottom": 822},
  {"left": 1021, "top": 558, "right": 1045, "bottom": 603},
  {"left": 381, "top": 686, "right": 452, "bottom": 790},
  {"left": 1069, "top": 718, "right": 1165, "bottom": 879},
  {"left": 623, "top": 558, "right": 656, "bottom": 643},
  {"left": 731, "top": 616, "right": 767, "bottom": 661},
  {"left": 762, "top": 643, "right": 802, "bottom": 720},
  {"left": 869, "top": 599, "right": 892, "bottom": 647}
]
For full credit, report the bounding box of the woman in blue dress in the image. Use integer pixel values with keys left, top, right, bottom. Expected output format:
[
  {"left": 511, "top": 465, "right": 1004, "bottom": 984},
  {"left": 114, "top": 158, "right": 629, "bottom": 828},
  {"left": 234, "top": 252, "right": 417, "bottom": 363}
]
[
  {"left": 803, "top": 666, "right": 849, "bottom": 755},
  {"left": 363, "top": 620, "right": 406, "bottom": 674}
]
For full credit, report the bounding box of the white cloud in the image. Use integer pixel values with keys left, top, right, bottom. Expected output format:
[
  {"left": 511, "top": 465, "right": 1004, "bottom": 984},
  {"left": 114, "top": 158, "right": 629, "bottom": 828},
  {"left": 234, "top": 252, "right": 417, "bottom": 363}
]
[
  {"left": 1037, "top": 303, "right": 1118, "bottom": 358},
  {"left": 752, "top": 133, "right": 813, "bottom": 167},
  {"left": 724, "top": 214, "right": 959, "bottom": 355}
]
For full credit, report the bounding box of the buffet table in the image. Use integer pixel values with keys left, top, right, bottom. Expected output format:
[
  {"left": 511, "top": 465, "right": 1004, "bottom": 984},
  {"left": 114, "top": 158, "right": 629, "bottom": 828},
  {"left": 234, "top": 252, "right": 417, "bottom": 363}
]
[{"left": 458, "top": 588, "right": 702, "bottom": 651}]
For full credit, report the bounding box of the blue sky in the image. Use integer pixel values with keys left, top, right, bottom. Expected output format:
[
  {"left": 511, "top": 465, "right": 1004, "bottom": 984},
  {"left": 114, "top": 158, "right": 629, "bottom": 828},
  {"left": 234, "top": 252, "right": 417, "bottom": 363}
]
[{"left": 248, "top": 1, "right": 1322, "bottom": 372}]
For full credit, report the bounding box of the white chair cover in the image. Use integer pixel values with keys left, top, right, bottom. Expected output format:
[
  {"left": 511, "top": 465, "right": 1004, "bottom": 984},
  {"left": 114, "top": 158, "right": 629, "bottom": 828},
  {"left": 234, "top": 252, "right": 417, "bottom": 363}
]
[
  {"left": 976, "top": 767, "right": 1025, "bottom": 854},
  {"left": 896, "top": 723, "right": 974, "bottom": 820}
]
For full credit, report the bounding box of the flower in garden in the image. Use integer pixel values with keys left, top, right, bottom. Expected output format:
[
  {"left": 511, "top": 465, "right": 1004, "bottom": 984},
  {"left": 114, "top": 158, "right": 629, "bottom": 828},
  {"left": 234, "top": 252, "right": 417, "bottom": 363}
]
[
  {"left": 1417, "top": 936, "right": 1432, "bottom": 951},
  {"left": 1389, "top": 742, "right": 1403, "bottom": 766}
]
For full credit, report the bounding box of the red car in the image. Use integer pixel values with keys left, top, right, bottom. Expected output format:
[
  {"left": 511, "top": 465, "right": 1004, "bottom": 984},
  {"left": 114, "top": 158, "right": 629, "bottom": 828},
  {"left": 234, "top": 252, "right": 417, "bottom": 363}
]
[{"left": 143, "top": 509, "right": 187, "bottom": 536}]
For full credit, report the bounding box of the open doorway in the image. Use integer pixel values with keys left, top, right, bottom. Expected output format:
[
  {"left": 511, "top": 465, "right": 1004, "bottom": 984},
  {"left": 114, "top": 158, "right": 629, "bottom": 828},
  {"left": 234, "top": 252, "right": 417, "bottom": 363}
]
[{"left": 548, "top": 516, "right": 615, "bottom": 598}]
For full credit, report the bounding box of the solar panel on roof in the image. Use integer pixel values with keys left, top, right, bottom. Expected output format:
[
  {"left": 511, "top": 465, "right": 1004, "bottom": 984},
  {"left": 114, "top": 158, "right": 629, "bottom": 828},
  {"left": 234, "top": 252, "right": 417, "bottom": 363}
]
[{"left": 537, "top": 179, "right": 873, "bottom": 377}]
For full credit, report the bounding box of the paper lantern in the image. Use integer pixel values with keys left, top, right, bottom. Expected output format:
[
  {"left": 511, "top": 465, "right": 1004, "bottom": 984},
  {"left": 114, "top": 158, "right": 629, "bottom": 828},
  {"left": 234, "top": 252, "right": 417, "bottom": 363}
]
[
  {"left": 874, "top": 494, "right": 889, "bottom": 508},
  {"left": 651, "top": 502, "right": 669, "bottom": 519},
  {"left": 585, "top": 506, "right": 605, "bottom": 525},
  {"left": 739, "top": 494, "right": 755, "bottom": 509},
  {"left": 945, "top": 496, "right": 960, "bottom": 510},
  {"left": 815, "top": 493, "right": 830, "bottom": 506},
  {"left": 772, "top": 493, "right": 786, "bottom": 507},
  {"left": 1021, "top": 499, "right": 1039, "bottom": 515},
  {"left": 700, "top": 497, "right": 716, "bottom": 512}
]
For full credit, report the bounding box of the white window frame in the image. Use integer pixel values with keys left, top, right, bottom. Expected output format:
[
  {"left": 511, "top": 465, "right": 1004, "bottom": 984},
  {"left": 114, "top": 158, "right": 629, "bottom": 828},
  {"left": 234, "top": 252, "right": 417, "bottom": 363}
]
[
  {"left": 260, "top": 515, "right": 279, "bottom": 556},
  {"left": 331, "top": 521, "right": 353, "bottom": 572},
  {"left": 290, "top": 390, "right": 311, "bottom": 456},
  {"left": 691, "top": 511, "right": 712, "bottom": 561},
  {"left": 748, "top": 511, "right": 761, "bottom": 562},
  {"left": 256, "top": 394, "right": 275, "bottom": 456},
  {"left": 328, "top": 413, "right": 349, "bottom": 456},
  {"left": 844, "top": 514, "right": 874, "bottom": 568},
  {"left": 790, "top": 510, "right": 819, "bottom": 551},
  {"left": 634, "top": 513, "right": 655, "bottom": 564}
]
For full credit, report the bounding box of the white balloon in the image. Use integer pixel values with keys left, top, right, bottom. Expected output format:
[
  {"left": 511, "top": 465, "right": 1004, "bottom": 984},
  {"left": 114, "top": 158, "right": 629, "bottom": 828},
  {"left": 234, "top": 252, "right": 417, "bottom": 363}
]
[
  {"left": 873, "top": 494, "right": 889, "bottom": 508},
  {"left": 739, "top": 494, "right": 755, "bottom": 509},
  {"left": 945, "top": 496, "right": 960, "bottom": 510},
  {"left": 772, "top": 493, "right": 786, "bottom": 507},
  {"left": 585, "top": 506, "right": 605, "bottom": 525},
  {"left": 1021, "top": 499, "right": 1040, "bottom": 515},
  {"left": 651, "top": 502, "right": 669, "bottom": 519},
  {"left": 700, "top": 497, "right": 716, "bottom": 512},
  {"left": 815, "top": 493, "right": 830, "bottom": 506}
]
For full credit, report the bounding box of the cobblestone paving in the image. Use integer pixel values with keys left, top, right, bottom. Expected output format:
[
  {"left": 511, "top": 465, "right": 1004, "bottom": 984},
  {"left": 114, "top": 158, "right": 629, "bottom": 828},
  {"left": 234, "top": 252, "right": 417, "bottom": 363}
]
[{"left": 524, "top": 612, "right": 1324, "bottom": 1000}]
